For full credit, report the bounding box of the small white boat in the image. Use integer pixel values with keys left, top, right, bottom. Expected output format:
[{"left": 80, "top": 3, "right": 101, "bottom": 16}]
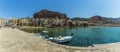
[
  {"left": 49, "top": 36, "right": 73, "bottom": 43},
  {"left": 42, "top": 31, "right": 49, "bottom": 33}
]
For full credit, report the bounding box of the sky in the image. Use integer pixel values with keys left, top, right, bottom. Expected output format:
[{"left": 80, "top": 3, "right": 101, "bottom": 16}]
[{"left": 0, "top": 0, "right": 120, "bottom": 19}]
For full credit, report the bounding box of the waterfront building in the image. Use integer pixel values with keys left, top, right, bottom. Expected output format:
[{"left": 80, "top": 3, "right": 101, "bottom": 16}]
[
  {"left": 29, "top": 18, "right": 35, "bottom": 26},
  {"left": 19, "top": 17, "right": 30, "bottom": 26},
  {"left": 79, "top": 21, "right": 88, "bottom": 27},
  {"left": 0, "top": 18, "right": 6, "bottom": 27},
  {"left": 8, "top": 18, "right": 19, "bottom": 27},
  {"left": 67, "top": 20, "right": 73, "bottom": 27},
  {"left": 67, "top": 20, "right": 89, "bottom": 27},
  {"left": 88, "top": 23, "right": 96, "bottom": 26}
]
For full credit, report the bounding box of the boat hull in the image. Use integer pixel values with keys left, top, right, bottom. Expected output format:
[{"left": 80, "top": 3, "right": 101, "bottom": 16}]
[{"left": 49, "top": 36, "right": 73, "bottom": 43}]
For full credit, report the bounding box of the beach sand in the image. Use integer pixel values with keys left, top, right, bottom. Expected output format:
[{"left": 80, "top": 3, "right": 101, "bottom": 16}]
[{"left": 0, "top": 28, "right": 120, "bottom": 52}]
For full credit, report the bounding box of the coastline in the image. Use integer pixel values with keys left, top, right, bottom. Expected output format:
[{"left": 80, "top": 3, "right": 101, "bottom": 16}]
[
  {"left": 0, "top": 27, "right": 120, "bottom": 52},
  {"left": 19, "top": 26, "right": 46, "bottom": 29},
  {"left": 19, "top": 26, "right": 120, "bottom": 29}
]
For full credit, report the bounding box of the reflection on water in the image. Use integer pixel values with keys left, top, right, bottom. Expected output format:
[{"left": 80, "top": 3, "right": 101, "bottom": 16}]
[{"left": 20, "top": 27, "right": 120, "bottom": 47}]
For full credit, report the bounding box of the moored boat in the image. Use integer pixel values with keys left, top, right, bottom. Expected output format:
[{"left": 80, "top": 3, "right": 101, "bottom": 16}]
[
  {"left": 49, "top": 35, "right": 73, "bottom": 43},
  {"left": 42, "top": 31, "right": 49, "bottom": 33}
]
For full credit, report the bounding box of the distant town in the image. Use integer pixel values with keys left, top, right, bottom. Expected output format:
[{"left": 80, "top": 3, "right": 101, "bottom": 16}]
[{"left": 1, "top": 9, "right": 120, "bottom": 28}]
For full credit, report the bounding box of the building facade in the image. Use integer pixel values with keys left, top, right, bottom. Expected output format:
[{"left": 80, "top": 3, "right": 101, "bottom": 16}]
[
  {"left": 19, "top": 18, "right": 30, "bottom": 26},
  {"left": 0, "top": 18, "right": 6, "bottom": 27},
  {"left": 8, "top": 17, "right": 31, "bottom": 27},
  {"left": 8, "top": 18, "right": 19, "bottom": 27}
]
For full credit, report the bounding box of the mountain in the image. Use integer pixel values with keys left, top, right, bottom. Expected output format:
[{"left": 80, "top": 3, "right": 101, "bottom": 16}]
[
  {"left": 87, "top": 15, "right": 112, "bottom": 24},
  {"left": 107, "top": 18, "right": 120, "bottom": 24},
  {"left": 86, "top": 15, "right": 120, "bottom": 24},
  {"left": 33, "top": 9, "right": 69, "bottom": 19}
]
